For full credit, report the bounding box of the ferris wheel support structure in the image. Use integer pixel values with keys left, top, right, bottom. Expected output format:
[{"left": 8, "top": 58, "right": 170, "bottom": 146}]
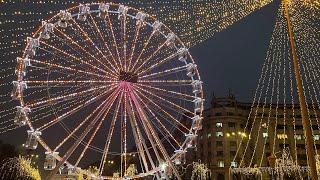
[
  {"left": 283, "top": 0, "right": 318, "bottom": 179},
  {"left": 47, "top": 88, "right": 121, "bottom": 180},
  {"left": 126, "top": 82, "right": 182, "bottom": 180}
]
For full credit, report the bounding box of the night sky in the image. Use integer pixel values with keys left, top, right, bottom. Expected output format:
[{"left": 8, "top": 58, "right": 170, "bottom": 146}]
[
  {"left": 190, "top": 1, "right": 279, "bottom": 103},
  {"left": 0, "top": 0, "right": 280, "bottom": 170}
]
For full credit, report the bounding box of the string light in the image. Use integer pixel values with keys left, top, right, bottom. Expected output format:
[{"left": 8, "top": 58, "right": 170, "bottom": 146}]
[
  {"left": 232, "top": 1, "right": 320, "bottom": 178},
  {"left": 1, "top": 3, "right": 204, "bottom": 179}
]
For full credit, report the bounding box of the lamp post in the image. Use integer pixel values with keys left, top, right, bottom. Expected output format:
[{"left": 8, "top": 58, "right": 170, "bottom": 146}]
[{"left": 282, "top": 0, "right": 318, "bottom": 179}]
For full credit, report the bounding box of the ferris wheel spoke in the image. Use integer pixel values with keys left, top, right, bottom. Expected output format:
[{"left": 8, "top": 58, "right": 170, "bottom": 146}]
[
  {"left": 25, "top": 80, "right": 116, "bottom": 87},
  {"left": 35, "top": 86, "right": 117, "bottom": 132},
  {"left": 127, "top": 95, "right": 162, "bottom": 173},
  {"left": 35, "top": 88, "right": 92, "bottom": 116},
  {"left": 138, "top": 52, "right": 178, "bottom": 76},
  {"left": 27, "top": 85, "right": 112, "bottom": 109},
  {"left": 87, "top": 14, "right": 120, "bottom": 72},
  {"left": 120, "top": 95, "right": 128, "bottom": 175},
  {"left": 32, "top": 90, "right": 97, "bottom": 126},
  {"left": 53, "top": 28, "right": 118, "bottom": 75},
  {"left": 99, "top": 91, "right": 124, "bottom": 175},
  {"left": 31, "top": 95, "right": 94, "bottom": 125},
  {"left": 140, "top": 87, "right": 193, "bottom": 103},
  {"left": 140, "top": 65, "right": 187, "bottom": 79},
  {"left": 34, "top": 86, "right": 105, "bottom": 111},
  {"left": 69, "top": 18, "right": 118, "bottom": 72},
  {"left": 133, "top": 88, "right": 190, "bottom": 133},
  {"left": 120, "top": 14, "right": 128, "bottom": 71},
  {"left": 85, "top": 17, "right": 120, "bottom": 74},
  {"left": 25, "top": 76, "right": 99, "bottom": 92},
  {"left": 53, "top": 98, "right": 99, "bottom": 152},
  {"left": 36, "top": 95, "right": 102, "bottom": 132},
  {"left": 148, "top": 115, "right": 180, "bottom": 151},
  {"left": 26, "top": 67, "right": 84, "bottom": 83},
  {"left": 37, "top": 45, "right": 93, "bottom": 73},
  {"left": 128, "top": 87, "right": 182, "bottom": 180},
  {"left": 53, "top": 92, "right": 111, "bottom": 152},
  {"left": 138, "top": 98, "right": 189, "bottom": 136},
  {"left": 134, "top": 84, "right": 194, "bottom": 115},
  {"left": 39, "top": 41, "right": 114, "bottom": 77},
  {"left": 76, "top": 91, "right": 123, "bottom": 167},
  {"left": 52, "top": 28, "right": 98, "bottom": 60},
  {"left": 137, "top": 95, "right": 182, "bottom": 148},
  {"left": 24, "top": 83, "right": 75, "bottom": 104},
  {"left": 139, "top": 80, "right": 193, "bottom": 86},
  {"left": 129, "top": 31, "right": 155, "bottom": 72},
  {"left": 29, "top": 58, "right": 106, "bottom": 79},
  {"left": 50, "top": 31, "right": 102, "bottom": 69},
  {"left": 134, "top": 41, "right": 167, "bottom": 74},
  {"left": 127, "top": 23, "right": 142, "bottom": 73},
  {"left": 35, "top": 46, "right": 109, "bottom": 79},
  {"left": 124, "top": 96, "right": 150, "bottom": 173},
  {"left": 135, "top": 83, "right": 195, "bottom": 101},
  {"left": 104, "top": 12, "right": 122, "bottom": 71},
  {"left": 25, "top": 78, "right": 102, "bottom": 88},
  {"left": 47, "top": 87, "right": 121, "bottom": 179}
]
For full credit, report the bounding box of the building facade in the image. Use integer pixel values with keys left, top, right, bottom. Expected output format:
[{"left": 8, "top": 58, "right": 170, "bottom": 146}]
[
  {"left": 196, "top": 95, "right": 249, "bottom": 180},
  {"left": 195, "top": 94, "right": 320, "bottom": 180}
]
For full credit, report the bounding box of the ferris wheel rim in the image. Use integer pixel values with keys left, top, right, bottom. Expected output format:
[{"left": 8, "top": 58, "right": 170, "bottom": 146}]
[{"left": 15, "top": 2, "right": 204, "bottom": 179}]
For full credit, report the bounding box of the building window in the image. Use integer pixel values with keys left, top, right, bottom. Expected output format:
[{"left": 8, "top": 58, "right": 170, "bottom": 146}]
[
  {"left": 279, "top": 143, "right": 289, "bottom": 149},
  {"left": 217, "top": 151, "right": 224, "bottom": 157},
  {"left": 228, "top": 122, "right": 236, "bottom": 128},
  {"left": 217, "top": 161, "right": 224, "bottom": 168},
  {"left": 230, "top": 141, "right": 237, "bottom": 147},
  {"left": 216, "top": 141, "right": 223, "bottom": 147},
  {"left": 314, "top": 135, "right": 320, "bottom": 141},
  {"left": 312, "top": 125, "right": 319, "bottom": 130},
  {"left": 217, "top": 173, "right": 225, "bottom": 180},
  {"left": 294, "top": 134, "right": 303, "bottom": 140},
  {"left": 207, "top": 133, "right": 212, "bottom": 138},
  {"left": 216, "top": 122, "right": 223, "bottom": 128},
  {"left": 295, "top": 114, "right": 302, "bottom": 118},
  {"left": 230, "top": 161, "right": 237, "bottom": 168},
  {"left": 277, "top": 134, "right": 288, "bottom": 139},
  {"left": 230, "top": 151, "right": 236, "bottom": 157},
  {"left": 216, "top": 132, "right": 223, "bottom": 137},
  {"left": 297, "top": 154, "right": 307, "bottom": 161},
  {"left": 297, "top": 144, "right": 305, "bottom": 150},
  {"left": 263, "top": 133, "right": 268, "bottom": 138}
]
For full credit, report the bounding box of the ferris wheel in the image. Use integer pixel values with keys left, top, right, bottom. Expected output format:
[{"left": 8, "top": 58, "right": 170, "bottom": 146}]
[{"left": 12, "top": 2, "right": 203, "bottom": 179}]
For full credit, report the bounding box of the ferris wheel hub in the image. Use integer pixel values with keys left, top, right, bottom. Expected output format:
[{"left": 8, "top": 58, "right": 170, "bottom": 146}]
[{"left": 118, "top": 71, "right": 138, "bottom": 83}]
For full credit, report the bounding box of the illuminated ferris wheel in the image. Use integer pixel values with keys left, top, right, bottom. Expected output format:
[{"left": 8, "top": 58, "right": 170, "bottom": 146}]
[{"left": 12, "top": 2, "right": 203, "bottom": 179}]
